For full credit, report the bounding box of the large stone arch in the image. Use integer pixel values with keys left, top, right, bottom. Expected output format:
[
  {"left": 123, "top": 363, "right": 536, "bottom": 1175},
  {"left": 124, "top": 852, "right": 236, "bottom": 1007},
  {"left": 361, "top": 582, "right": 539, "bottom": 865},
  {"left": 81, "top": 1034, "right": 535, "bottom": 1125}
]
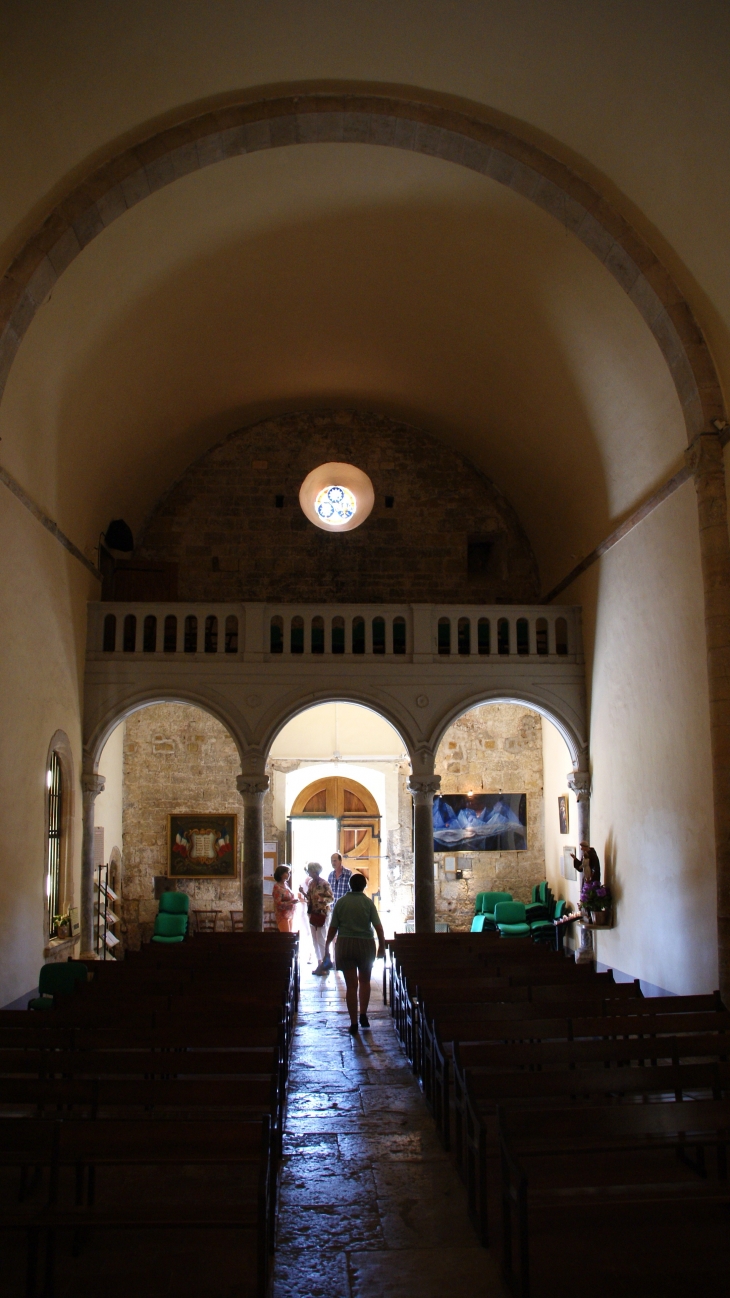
[
  {"left": 428, "top": 690, "right": 584, "bottom": 771},
  {"left": 0, "top": 89, "right": 722, "bottom": 441},
  {"left": 255, "top": 688, "right": 418, "bottom": 767},
  {"left": 84, "top": 686, "right": 251, "bottom": 773}
]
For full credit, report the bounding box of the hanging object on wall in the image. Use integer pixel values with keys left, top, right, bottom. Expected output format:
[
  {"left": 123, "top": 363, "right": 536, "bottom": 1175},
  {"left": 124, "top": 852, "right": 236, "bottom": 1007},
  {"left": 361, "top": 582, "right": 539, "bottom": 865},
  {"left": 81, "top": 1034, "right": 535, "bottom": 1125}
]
[
  {"left": 168, "top": 814, "right": 238, "bottom": 878},
  {"left": 433, "top": 793, "right": 527, "bottom": 852},
  {"left": 558, "top": 794, "right": 569, "bottom": 835}
]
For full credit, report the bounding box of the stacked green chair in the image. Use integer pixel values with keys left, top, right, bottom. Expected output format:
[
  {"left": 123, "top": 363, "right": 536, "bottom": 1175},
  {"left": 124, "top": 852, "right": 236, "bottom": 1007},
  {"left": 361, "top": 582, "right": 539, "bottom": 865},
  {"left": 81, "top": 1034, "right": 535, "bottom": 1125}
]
[
  {"left": 28, "top": 960, "right": 88, "bottom": 1010},
  {"left": 478, "top": 891, "right": 514, "bottom": 932},
  {"left": 493, "top": 900, "right": 531, "bottom": 938},
  {"left": 530, "top": 897, "right": 565, "bottom": 945},
  {"left": 525, "top": 880, "right": 552, "bottom": 923},
  {"left": 152, "top": 893, "right": 189, "bottom": 944}
]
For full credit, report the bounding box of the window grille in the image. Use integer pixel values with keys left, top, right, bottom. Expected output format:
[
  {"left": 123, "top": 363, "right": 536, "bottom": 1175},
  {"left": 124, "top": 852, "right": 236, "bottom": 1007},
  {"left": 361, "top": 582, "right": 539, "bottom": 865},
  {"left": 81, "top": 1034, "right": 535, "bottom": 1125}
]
[{"left": 47, "top": 752, "right": 62, "bottom": 938}]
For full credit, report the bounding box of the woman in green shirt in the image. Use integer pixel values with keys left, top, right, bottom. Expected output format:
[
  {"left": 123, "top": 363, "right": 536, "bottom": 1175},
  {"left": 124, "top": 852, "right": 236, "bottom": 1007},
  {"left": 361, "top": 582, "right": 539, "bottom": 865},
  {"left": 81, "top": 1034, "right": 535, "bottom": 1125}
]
[{"left": 325, "top": 874, "right": 385, "bottom": 1036}]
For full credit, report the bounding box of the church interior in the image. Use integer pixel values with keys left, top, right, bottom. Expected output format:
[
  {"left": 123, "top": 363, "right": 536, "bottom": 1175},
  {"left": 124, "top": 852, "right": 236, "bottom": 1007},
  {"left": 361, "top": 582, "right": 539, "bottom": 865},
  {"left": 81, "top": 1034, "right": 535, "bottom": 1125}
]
[{"left": 2, "top": 3, "right": 730, "bottom": 1295}]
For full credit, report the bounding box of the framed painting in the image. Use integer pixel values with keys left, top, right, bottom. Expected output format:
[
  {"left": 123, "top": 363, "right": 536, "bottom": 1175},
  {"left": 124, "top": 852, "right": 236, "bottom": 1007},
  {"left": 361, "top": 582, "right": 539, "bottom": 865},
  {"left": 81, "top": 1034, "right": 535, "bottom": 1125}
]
[
  {"left": 558, "top": 794, "right": 569, "bottom": 835},
  {"left": 433, "top": 793, "right": 527, "bottom": 852},
  {"left": 168, "top": 814, "right": 238, "bottom": 879}
]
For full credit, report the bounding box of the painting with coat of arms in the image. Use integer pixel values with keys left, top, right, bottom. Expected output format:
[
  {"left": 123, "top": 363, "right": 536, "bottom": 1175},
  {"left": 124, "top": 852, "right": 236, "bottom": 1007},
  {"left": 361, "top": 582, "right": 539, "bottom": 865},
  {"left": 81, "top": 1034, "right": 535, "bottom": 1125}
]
[{"left": 168, "top": 814, "right": 238, "bottom": 878}]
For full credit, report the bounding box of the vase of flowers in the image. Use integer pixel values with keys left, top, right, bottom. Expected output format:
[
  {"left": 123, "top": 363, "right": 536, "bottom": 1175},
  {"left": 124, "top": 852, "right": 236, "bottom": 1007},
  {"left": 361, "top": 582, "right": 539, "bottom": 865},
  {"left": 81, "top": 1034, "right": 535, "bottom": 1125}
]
[{"left": 580, "top": 882, "right": 612, "bottom": 926}]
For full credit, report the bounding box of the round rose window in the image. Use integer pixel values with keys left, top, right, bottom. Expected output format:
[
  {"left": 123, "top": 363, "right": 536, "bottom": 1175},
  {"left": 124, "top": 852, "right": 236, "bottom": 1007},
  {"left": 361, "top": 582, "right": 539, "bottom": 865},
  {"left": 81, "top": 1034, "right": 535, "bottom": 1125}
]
[
  {"left": 314, "top": 484, "right": 356, "bottom": 526},
  {"left": 299, "top": 462, "right": 374, "bottom": 533}
]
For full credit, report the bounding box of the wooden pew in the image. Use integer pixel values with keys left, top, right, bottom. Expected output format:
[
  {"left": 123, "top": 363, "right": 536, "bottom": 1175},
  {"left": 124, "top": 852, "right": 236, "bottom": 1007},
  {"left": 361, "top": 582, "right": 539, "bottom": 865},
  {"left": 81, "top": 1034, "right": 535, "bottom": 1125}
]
[{"left": 498, "top": 1099, "right": 730, "bottom": 1298}]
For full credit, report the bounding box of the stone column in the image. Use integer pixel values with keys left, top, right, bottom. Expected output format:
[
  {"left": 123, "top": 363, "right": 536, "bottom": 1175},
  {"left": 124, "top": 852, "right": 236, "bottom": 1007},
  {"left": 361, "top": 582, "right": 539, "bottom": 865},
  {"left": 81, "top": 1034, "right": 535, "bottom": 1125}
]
[
  {"left": 80, "top": 772, "right": 106, "bottom": 960},
  {"left": 687, "top": 432, "right": 730, "bottom": 1005},
  {"left": 236, "top": 770, "right": 270, "bottom": 932},
  {"left": 567, "top": 769, "right": 592, "bottom": 962},
  {"left": 407, "top": 770, "right": 441, "bottom": 933},
  {"left": 567, "top": 769, "right": 591, "bottom": 846}
]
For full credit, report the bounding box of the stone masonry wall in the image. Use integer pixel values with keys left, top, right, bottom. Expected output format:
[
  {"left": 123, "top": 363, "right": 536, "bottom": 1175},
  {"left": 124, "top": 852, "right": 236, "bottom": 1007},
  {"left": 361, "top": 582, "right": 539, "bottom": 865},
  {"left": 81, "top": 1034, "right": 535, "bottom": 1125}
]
[
  {"left": 121, "top": 704, "right": 276, "bottom": 950},
  {"left": 138, "top": 410, "right": 539, "bottom": 604},
  {"left": 434, "top": 704, "right": 545, "bottom": 930},
  {"left": 121, "top": 701, "right": 544, "bottom": 946}
]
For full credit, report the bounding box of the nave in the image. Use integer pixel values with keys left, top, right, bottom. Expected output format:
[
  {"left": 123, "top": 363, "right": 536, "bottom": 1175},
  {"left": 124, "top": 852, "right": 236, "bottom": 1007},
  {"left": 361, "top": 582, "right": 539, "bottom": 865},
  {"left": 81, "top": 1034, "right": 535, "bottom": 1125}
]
[{"left": 273, "top": 966, "right": 505, "bottom": 1298}]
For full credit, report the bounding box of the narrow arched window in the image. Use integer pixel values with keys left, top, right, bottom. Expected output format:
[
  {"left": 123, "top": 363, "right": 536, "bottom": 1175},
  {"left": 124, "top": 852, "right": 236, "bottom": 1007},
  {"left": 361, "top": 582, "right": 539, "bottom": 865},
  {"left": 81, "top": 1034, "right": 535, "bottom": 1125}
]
[
  {"left": 102, "top": 613, "right": 117, "bottom": 652},
  {"left": 122, "top": 614, "right": 136, "bottom": 652},
  {"left": 372, "top": 617, "right": 386, "bottom": 654},
  {"left": 163, "top": 615, "right": 177, "bottom": 653},
  {"left": 352, "top": 617, "right": 365, "bottom": 654},
  {"left": 312, "top": 616, "right": 325, "bottom": 653},
  {"left": 438, "top": 618, "right": 451, "bottom": 655},
  {"left": 555, "top": 617, "right": 569, "bottom": 655},
  {"left": 143, "top": 615, "right": 157, "bottom": 653},
  {"left": 291, "top": 616, "right": 304, "bottom": 654},
  {"left": 497, "top": 618, "right": 510, "bottom": 655},
  {"left": 516, "top": 618, "right": 529, "bottom": 655},
  {"left": 204, "top": 615, "right": 218, "bottom": 653},
  {"left": 458, "top": 617, "right": 471, "bottom": 655},
  {"left": 225, "top": 615, "right": 238, "bottom": 653},
  {"left": 478, "top": 618, "right": 490, "bottom": 655},
  {"left": 270, "top": 616, "right": 284, "bottom": 654},
  {"left": 393, "top": 617, "right": 407, "bottom": 655},
  {"left": 332, "top": 616, "right": 345, "bottom": 654},
  {"left": 184, "top": 615, "right": 197, "bottom": 653},
  {"left": 536, "top": 617, "right": 548, "bottom": 655},
  {"left": 46, "top": 752, "right": 62, "bottom": 940}
]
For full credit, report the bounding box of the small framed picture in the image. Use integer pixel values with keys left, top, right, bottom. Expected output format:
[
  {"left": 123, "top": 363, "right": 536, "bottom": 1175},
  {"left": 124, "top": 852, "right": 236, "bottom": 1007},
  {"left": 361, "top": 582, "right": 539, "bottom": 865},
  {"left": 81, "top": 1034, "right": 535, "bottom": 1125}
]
[
  {"left": 558, "top": 795, "right": 569, "bottom": 835},
  {"left": 168, "top": 814, "right": 237, "bottom": 879}
]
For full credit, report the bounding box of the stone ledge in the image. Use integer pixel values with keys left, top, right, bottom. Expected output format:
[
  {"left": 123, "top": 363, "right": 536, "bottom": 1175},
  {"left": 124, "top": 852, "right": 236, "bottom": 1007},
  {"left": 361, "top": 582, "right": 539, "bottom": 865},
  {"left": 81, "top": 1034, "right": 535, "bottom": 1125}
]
[{"left": 43, "top": 935, "right": 80, "bottom": 961}]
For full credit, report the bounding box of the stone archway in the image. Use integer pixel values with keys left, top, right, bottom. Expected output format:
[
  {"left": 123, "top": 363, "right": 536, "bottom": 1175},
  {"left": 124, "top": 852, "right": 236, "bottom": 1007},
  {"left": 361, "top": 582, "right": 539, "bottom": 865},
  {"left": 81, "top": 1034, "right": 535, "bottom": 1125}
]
[{"left": 0, "top": 89, "right": 721, "bottom": 439}]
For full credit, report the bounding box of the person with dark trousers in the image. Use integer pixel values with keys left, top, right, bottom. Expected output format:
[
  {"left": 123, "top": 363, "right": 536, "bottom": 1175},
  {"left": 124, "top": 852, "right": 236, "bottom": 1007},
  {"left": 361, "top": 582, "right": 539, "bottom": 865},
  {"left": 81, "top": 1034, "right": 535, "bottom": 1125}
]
[{"left": 325, "top": 873, "right": 385, "bottom": 1036}]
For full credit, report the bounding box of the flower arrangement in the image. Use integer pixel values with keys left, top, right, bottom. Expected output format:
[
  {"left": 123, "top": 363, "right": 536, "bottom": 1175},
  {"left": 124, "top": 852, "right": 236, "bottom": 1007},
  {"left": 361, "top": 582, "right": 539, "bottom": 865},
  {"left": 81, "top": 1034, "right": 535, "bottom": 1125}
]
[
  {"left": 580, "top": 882, "right": 611, "bottom": 913},
  {"left": 52, "top": 913, "right": 71, "bottom": 938}
]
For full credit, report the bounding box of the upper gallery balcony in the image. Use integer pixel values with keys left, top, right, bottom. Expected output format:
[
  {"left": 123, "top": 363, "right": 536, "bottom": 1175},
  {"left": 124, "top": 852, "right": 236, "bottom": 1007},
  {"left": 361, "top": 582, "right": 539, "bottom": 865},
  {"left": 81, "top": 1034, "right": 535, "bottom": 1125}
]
[{"left": 87, "top": 603, "right": 582, "bottom": 665}]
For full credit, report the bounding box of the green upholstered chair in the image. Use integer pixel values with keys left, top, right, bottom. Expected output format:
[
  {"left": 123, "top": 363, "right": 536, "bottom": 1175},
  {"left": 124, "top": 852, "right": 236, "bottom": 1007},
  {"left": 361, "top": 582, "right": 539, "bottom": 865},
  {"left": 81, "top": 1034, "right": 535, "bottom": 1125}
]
[
  {"left": 470, "top": 913, "right": 488, "bottom": 932},
  {"left": 494, "top": 900, "right": 531, "bottom": 938},
  {"left": 28, "top": 960, "right": 88, "bottom": 1010},
  {"left": 474, "top": 892, "right": 490, "bottom": 915},
  {"left": 525, "top": 880, "right": 551, "bottom": 923},
  {"left": 479, "top": 891, "right": 514, "bottom": 930},
  {"left": 151, "top": 912, "right": 187, "bottom": 944},
  {"left": 530, "top": 897, "right": 564, "bottom": 944},
  {"left": 159, "top": 891, "right": 189, "bottom": 934}
]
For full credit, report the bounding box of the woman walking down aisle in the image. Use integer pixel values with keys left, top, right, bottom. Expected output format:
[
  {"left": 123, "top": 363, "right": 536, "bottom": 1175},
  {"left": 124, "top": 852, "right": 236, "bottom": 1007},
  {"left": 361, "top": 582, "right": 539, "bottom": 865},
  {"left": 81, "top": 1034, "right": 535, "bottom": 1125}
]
[
  {"left": 325, "top": 873, "right": 385, "bottom": 1035},
  {"left": 300, "top": 863, "right": 334, "bottom": 975},
  {"left": 272, "top": 865, "right": 297, "bottom": 933}
]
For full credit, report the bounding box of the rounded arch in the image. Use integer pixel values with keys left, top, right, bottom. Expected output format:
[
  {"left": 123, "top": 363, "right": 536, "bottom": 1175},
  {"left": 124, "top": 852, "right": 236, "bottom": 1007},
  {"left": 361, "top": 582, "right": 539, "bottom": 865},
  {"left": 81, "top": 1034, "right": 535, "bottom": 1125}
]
[
  {"left": 429, "top": 691, "right": 584, "bottom": 770},
  {"left": 257, "top": 690, "right": 417, "bottom": 764},
  {"left": 84, "top": 687, "right": 251, "bottom": 771},
  {"left": 0, "top": 89, "right": 720, "bottom": 442},
  {"left": 291, "top": 774, "right": 380, "bottom": 817}
]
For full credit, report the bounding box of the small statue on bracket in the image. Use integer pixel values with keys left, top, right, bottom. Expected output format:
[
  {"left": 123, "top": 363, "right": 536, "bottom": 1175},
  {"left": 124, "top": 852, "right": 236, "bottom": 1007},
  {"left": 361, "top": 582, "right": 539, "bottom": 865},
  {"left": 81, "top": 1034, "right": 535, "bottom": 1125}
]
[{"left": 571, "top": 841, "right": 601, "bottom": 888}]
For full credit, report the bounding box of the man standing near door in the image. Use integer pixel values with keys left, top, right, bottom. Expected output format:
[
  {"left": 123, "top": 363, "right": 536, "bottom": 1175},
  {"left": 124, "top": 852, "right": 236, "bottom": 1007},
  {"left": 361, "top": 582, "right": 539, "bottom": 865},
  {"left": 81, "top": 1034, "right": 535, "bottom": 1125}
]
[{"left": 323, "top": 852, "right": 352, "bottom": 972}]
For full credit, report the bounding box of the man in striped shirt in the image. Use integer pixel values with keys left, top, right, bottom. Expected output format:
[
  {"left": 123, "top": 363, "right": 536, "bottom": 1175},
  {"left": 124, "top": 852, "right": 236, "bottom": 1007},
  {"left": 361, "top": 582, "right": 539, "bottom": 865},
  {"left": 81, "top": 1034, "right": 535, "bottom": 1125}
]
[{"left": 321, "top": 852, "right": 352, "bottom": 971}]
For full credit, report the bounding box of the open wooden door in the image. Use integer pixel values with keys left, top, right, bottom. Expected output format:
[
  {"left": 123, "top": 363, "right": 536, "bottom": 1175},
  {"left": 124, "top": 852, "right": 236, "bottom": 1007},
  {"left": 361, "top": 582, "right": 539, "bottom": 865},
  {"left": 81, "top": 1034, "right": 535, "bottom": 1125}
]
[{"left": 290, "top": 776, "right": 382, "bottom": 897}]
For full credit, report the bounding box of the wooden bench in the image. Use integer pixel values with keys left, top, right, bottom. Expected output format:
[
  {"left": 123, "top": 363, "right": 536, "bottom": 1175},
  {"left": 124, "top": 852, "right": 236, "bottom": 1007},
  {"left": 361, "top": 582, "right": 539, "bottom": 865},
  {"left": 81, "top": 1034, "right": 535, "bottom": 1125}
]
[{"left": 498, "top": 1098, "right": 730, "bottom": 1297}]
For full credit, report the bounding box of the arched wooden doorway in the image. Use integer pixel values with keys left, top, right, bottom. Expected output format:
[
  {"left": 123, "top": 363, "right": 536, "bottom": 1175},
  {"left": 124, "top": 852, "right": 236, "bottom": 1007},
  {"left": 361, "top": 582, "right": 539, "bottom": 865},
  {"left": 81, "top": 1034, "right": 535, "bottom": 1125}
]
[{"left": 290, "top": 776, "right": 381, "bottom": 897}]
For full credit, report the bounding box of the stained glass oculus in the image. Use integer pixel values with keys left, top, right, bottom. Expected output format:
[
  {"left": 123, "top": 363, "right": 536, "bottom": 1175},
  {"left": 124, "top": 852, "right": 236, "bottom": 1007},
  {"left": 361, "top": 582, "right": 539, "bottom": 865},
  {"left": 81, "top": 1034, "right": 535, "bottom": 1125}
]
[{"left": 314, "top": 484, "right": 356, "bottom": 526}]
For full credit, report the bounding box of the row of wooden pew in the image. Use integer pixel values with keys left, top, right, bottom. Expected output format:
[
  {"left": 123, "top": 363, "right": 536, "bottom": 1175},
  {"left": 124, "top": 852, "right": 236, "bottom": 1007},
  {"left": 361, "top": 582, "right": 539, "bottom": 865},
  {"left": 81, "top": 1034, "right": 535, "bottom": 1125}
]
[
  {"left": 0, "top": 933, "right": 299, "bottom": 1298},
  {"left": 387, "top": 932, "right": 730, "bottom": 1297}
]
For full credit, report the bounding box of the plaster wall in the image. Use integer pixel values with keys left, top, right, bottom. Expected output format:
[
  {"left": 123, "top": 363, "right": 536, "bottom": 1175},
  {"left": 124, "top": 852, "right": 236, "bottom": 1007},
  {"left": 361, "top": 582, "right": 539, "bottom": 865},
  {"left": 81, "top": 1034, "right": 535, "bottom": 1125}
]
[
  {"left": 0, "top": 494, "right": 93, "bottom": 1005},
  {"left": 541, "top": 714, "right": 580, "bottom": 912},
  {"left": 95, "top": 720, "right": 124, "bottom": 864},
  {"left": 564, "top": 483, "right": 717, "bottom": 994}
]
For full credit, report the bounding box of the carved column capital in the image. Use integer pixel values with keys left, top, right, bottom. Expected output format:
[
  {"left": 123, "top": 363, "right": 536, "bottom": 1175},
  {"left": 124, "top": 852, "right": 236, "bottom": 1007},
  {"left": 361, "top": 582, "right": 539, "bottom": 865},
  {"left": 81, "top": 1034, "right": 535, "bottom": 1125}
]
[
  {"left": 236, "top": 774, "right": 270, "bottom": 802},
  {"left": 407, "top": 775, "right": 441, "bottom": 806},
  {"left": 567, "top": 770, "right": 591, "bottom": 802},
  {"left": 81, "top": 772, "right": 106, "bottom": 799}
]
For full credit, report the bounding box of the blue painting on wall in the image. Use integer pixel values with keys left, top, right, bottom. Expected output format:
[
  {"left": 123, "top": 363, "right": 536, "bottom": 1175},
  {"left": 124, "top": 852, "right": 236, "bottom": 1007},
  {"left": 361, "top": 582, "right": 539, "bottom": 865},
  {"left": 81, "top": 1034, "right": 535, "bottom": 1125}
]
[{"left": 432, "top": 793, "right": 527, "bottom": 852}]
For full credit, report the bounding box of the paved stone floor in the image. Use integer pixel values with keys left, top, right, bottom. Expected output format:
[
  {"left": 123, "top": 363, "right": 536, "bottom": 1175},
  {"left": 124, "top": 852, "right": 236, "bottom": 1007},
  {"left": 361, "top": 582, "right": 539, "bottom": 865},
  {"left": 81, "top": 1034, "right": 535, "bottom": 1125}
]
[{"left": 273, "top": 966, "right": 508, "bottom": 1298}]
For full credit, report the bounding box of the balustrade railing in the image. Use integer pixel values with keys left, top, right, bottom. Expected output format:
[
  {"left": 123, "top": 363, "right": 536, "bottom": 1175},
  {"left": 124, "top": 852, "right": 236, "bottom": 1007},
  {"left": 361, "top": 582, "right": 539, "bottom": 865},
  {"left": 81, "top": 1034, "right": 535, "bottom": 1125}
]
[{"left": 88, "top": 603, "right": 581, "bottom": 663}]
